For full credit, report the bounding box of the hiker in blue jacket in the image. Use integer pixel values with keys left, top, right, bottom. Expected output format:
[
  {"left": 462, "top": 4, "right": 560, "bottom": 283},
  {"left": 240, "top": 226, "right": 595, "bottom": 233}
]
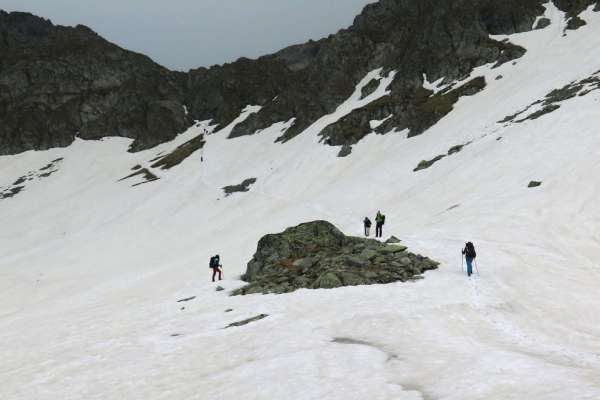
[{"left": 462, "top": 242, "right": 476, "bottom": 277}]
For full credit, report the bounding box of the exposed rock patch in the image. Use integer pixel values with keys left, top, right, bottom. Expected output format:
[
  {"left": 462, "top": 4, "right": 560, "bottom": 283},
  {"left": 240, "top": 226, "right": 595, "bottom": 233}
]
[
  {"left": 176, "top": 296, "right": 196, "bottom": 303},
  {"left": 337, "top": 144, "right": 353, "bottom": 158},
  {"left": 535, "top": 17, "right": 552, "bottom": 29},
  {"left": 150, "top": 134, "right": 205, "bottom": 170},
  {"left": 225, "top": 314, "right": 269, "bottom": 328},
  {"left": 528, "top": 181, "right": 542, "bottom": 188},
  {"left": 385, "top": 236, "right": 402, "bottom": 244},
  {"left": 500, "top": 72, "right": 600, "bottom": 123},
  {"left": 232, "top": 221, "right": 438, "bottom": 295},
  {"left": 119, "top": 168, "right": 159, "bottom": 187},
  {"left": 0, "top": 158, "right": 63, "bottom": 200},
  {"left": 413, "top": 141, "right": 473, "bottom": 172},
  {"left": 360, "top": 78, "right": 381, "bottom": 100},
  {"left": 320, "top": 77, "right": 487, "bottom": 149},
  {"left": 223, "top": 178, "right": 257, "bottom": 196}
]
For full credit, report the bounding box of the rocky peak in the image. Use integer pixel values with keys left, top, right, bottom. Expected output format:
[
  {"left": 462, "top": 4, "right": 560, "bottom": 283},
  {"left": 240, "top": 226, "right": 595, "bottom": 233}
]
[
  {"left": 1, "top": 1, "right": 598, "bottom": 155},
  {"left": 0, "top": 11, "right": 188, "bottom": 155}
]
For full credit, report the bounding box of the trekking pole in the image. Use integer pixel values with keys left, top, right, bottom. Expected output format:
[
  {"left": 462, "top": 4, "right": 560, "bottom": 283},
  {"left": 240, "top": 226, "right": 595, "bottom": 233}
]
[
  {"left": 474, "top": 260, "right": 480, "bottom": 276},
  {"left": 461, "top": 253, "right": 464, "bottom": 273}
]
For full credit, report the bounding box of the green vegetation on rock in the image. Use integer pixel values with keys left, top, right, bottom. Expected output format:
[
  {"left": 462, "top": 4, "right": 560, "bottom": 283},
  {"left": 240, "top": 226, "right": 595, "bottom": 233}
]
[{"left": 232, "top": 221, "right": 439, "bottom": 295}]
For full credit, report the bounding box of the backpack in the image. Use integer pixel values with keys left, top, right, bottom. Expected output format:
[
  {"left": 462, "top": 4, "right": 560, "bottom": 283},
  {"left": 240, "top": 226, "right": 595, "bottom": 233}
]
[
  {"left": 465, "top": 242, "right": 476, "bottom": 258},
  {"left": 209, "top": 255, "right": 220, "bottom": 268}
]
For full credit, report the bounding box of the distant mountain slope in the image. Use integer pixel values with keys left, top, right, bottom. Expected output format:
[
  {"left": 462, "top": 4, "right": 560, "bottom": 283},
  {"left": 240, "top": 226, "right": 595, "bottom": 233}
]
[
  {"left": 0, "top": 11, "right": 189, "bottom": 155},
  {"left": 0, "top": 0, "right": 598, "bottom": 155}
]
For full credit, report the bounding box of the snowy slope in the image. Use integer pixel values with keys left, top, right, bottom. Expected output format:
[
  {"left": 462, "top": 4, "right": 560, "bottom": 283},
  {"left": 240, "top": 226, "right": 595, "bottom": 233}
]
[{"left": 2, "top": 4, "right": 600, "bottom": 399}]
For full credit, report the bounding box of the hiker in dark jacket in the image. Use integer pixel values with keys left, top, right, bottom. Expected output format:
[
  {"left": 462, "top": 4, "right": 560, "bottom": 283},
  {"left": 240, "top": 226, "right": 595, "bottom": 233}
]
[
  {"left": 375, "top": 211, "right": 385, "bottom": 238},
  {"left": 363, "top": 217, "right": 372, "bottom": 236},
  {"left": 210, "top": 255, "right": 223, "bottom": 282},
  {"left": 462, "top": 242, "right": 476, "bottom": 277}
]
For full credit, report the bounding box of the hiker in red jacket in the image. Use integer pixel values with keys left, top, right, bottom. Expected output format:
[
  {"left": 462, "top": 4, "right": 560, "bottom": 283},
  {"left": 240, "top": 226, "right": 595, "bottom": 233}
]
[{"left": 210, "top": 255, "right": 223, "bottom": 282}]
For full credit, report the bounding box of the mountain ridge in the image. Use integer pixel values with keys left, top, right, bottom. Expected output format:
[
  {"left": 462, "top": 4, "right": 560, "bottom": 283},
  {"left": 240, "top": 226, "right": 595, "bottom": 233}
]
[{"left": 0, "top": 0, "right": 598, "bottom": 156}]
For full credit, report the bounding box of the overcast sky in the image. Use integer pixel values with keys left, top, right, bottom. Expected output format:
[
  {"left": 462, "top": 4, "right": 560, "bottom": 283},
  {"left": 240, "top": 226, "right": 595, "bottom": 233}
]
[{"left": 3, "top": 0, "right": 375, "bottom": 71}]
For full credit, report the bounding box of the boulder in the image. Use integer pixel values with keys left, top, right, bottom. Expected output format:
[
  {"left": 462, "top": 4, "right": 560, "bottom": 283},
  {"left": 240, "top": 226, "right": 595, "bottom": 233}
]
[
  {"left": 293, "top": 258, "right": 314, "bottom": 269},
  {"left": 233, "top": 220, "right": 439, "bottom": 295},
  {"left": 385, "top": 236, "right": 402, "bottom": 244},
  {"left": 312, "top": 272, "right": 343, "bottom": 289}
]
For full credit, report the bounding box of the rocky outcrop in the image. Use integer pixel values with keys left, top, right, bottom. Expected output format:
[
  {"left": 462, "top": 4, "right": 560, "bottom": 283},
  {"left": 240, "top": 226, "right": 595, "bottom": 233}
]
[
  {"left": 0, "top": 11, "right": 189, "bottom": 155},
  {"left": 232, "top": 221, "right": 439, "bottom": 295},
  {"left": 1, "top": 1, "right": 598, "bottom": 155},
  {"left": 223, "top": 178, "right": 257, "bottom": 196}
]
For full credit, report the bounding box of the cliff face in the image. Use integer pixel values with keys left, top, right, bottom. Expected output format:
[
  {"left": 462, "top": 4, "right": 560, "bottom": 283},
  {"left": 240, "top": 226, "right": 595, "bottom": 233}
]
[
  {"left": 0, "top": 0, "right": 597, "bottom": 155},
  {"left": 0, "top": 11, "right": 189, "bottom": 155}
]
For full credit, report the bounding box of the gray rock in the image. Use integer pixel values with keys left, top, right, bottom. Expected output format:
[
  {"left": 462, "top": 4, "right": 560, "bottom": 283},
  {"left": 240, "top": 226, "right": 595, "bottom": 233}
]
[
  {"left": 534, "top": 17, "right": 551, "bottom": 30},
  {"left": 215, "top": 286, "right": 225, "bottom": 292},
  {"left": 223, "top": 178, "right": 257, "bottom": 196},
  {"left": 399, "top": 257, "right": 412, "bottom": 267},
  {"left": 380, "top": 245, "right": 408, "bottom": 255},
  {"left": 385, "top": 236, "right": 402, "bottom": 244},
  {"left": 293, "top": 257, "right": 314, "bottom": 269},
  {"left": 337, "top": 145, "right": 352, "bottom": 158},
  {"left": 528, "top": 181, "right": 542, "bottom": 188},
  {"left": 225, "top": 314, "right": 268, "bottom": 329},
  {"left": 177, "top": 296, "right": 196, "bottom": 303},
  {"left": 344, "top": 255, "right": 368, "bottom": 268},
  {"left": 360, "top": 249, "right": 379, "bottom": 261},
  {"left": 312, "top": 272, "right": 343, "bottom": 289},
  {"left": 233, "top": 220, "right": 439, "bottom": 295},
  {"left": 339, "top": 272, "right": 368, "bottom": 286}
]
